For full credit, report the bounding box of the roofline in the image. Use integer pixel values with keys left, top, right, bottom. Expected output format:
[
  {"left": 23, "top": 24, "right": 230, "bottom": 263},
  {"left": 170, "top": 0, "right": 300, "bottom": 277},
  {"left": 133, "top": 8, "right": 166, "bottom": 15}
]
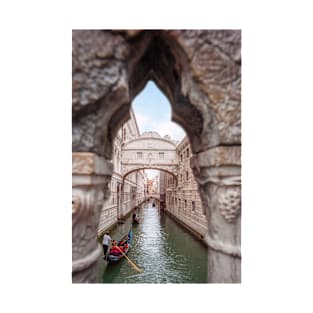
[
  {"left": 123, "top": 136, "right": 177, "bottom": 148},
  {"left": 129, "top": 107, "right": 140, "bottom": 137}
]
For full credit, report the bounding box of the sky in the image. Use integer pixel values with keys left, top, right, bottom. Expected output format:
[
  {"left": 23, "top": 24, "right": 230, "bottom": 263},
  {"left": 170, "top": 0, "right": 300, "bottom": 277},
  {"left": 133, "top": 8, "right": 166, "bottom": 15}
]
[
  {"left": 131, "top": 81, "right": 186, "bottom": 179},
  {"left": 131, "top": 81, "right": 185, "bottom": 142}
]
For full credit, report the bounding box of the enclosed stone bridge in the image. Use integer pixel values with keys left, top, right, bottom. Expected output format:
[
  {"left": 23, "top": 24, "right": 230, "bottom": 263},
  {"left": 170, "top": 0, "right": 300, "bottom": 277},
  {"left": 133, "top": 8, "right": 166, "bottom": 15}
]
[{"left": 122, "top": 131, "right": 178, "bottom": 181}]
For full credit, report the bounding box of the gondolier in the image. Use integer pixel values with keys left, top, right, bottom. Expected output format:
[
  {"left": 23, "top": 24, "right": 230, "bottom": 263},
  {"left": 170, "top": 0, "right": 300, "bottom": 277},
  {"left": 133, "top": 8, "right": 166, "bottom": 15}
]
[
  {"left": 132, "top": 209, "right": 140, "bottom": 224},
  {"left": 102, "top": 232, "right": 111, "bottom": 260}
]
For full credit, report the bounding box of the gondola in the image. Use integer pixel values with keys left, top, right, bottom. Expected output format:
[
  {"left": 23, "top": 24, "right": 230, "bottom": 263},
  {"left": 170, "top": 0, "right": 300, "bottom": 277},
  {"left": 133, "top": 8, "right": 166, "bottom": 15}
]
[{"left": 107, "top": 229, "right": 133, "bottom": 263}]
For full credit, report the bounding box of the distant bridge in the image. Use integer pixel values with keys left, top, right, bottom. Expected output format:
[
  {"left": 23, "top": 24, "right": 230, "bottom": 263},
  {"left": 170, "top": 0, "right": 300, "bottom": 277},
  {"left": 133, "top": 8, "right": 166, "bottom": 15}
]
[{"left": 121, "top": 133, "right": 178, "bottom": 180}]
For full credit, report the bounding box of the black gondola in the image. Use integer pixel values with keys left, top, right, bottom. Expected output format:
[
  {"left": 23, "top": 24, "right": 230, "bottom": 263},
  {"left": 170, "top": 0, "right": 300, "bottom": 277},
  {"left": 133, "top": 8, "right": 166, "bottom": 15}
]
[{"left": 107, "top": 229, "right": 133, "bottom": 263}]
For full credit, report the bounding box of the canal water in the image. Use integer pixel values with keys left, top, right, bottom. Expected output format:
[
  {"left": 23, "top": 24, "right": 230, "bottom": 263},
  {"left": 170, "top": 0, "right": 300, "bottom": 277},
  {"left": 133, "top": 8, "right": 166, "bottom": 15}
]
[{"left": 96, "top": 202, "right": 208, "bottom": 283}]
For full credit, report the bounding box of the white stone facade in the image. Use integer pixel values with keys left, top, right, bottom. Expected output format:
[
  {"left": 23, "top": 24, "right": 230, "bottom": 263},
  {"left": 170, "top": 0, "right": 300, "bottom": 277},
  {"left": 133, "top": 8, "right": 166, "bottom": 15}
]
[
  {"left": 164, "top": 136, "right": 208, "bottom": 239},
  {"left": 121, "top": 131, "right": 178, "bottom": 176},
  {"left": 97, "top": 109, "right": 146, "bottom": 234}
]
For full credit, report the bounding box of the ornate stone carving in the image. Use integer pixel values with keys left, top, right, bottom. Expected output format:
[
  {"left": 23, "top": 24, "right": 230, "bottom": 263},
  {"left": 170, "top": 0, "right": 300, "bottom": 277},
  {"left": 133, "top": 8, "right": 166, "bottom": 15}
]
[
  {"left": 72, "top": 153, "right": 94, "bottom": 174},
  {"left": 218, "top": 188, "right": 241, "bottom": 223},
  {"left": 72, "top": 152, "right": 113, "bottom": 283},
  {"left": 72, "top": 152, "right": 113, "bottom": 176}
]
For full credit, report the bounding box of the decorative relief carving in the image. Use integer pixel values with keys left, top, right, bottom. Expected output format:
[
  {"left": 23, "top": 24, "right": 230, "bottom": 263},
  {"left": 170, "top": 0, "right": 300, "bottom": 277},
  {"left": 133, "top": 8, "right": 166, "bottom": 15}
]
[
  {"left": 72, "top": 165, "right": 112, "bottom": 281},
  {"left": 72, "top": 153, "right": 94, "bottom": 174},
  {"left": 72, "top": 152, "right": 113, "bottom": 176},
  {"left": 218, "top": 188, "right": 241, "bottom": 223},
  {"left": 72, "top": 188, "right": 96, "bottom": 227}
]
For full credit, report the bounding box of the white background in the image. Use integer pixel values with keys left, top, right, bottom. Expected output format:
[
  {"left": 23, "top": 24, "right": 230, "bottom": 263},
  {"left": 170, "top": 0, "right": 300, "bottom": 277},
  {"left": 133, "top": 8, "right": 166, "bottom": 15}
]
[{"left": 0, "top": 1, "right": 312, "bottom": 312}]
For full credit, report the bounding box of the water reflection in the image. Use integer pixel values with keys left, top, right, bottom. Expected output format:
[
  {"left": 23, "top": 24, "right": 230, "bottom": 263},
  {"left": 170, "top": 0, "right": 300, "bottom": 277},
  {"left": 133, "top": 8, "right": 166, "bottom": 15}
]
[{"left": 97, "top": 202, "right": 208, "bottom": 283}]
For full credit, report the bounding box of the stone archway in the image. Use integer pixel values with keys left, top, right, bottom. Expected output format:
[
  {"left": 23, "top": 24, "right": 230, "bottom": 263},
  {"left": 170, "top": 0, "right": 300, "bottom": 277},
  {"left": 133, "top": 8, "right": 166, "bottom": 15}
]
[{"left": 72, "top": 30, "right": 241, "bottom": 283}]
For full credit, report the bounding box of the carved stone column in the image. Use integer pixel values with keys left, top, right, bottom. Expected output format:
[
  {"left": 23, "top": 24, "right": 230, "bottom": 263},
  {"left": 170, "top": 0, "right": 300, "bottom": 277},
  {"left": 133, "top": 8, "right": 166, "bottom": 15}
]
[
  {"left": 72, "top": 152, "right": 113, "bottom": 283},
  {"left": 191, "top": 146, "right": 241, "bottom": 283}
]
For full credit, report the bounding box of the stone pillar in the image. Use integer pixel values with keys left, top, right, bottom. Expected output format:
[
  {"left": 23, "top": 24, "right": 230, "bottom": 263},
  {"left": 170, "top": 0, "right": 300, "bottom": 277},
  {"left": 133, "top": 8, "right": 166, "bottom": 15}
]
[
  {"left": 191, "top": 146, "right": 241, "bottom": 283},
  {"left": 72, "top": 152, "right": 113, "bottom": 283}
]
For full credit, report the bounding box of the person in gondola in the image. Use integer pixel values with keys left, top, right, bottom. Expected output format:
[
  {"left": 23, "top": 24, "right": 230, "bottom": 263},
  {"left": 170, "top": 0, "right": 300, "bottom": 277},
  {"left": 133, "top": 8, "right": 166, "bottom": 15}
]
[
  {"left": 109, "top": 240, "right": 122, "bottom": 255},
  {"left": 132, "top": 210, "right": 139, "bottom": 223},
  {"left": 132, "top": 210, "right": 137, "bottom": 221},
  {"left": 123, "top": 241, "right": 129, "bottom": 252}
]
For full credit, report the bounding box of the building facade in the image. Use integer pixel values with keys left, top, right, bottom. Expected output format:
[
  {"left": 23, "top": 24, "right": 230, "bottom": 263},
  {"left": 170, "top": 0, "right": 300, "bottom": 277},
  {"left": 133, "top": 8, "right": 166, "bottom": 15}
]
[
  {"left": 164, "top": 136, "right": 208, "bottom": 240},
  {"left": 97, "top": 109, "right": 146, "bottom": 234}
]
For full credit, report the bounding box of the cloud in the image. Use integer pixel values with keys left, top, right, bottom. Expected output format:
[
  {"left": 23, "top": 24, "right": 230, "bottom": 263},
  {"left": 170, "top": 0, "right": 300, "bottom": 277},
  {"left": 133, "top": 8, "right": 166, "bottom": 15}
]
[
  {"left": 133, "top": 110, "right": 186, "bottom": 142},
  {"left": 131, "top": 81, "right": 186, "bottom": 142},
  {"left": 154, "top": 121, "right": 186, "bottom": 142}
]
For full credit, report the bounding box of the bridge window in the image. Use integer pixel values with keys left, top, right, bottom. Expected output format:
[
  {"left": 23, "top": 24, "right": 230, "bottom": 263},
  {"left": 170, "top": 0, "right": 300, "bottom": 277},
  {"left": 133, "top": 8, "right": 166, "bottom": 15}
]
[
  {"left": 159, "top": 152, "right": 164, "bottom": 159},
  {"left": 137, "top": 152, "right": 142, "bottom": 159},
  {"left": 192, "top": 201, "right": 195, "bottom": 212}
]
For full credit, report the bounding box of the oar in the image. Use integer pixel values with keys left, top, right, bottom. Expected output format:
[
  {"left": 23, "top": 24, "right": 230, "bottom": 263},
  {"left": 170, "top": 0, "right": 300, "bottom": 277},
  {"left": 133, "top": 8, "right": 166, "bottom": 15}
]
[{"left": 116, "top": 246, "right": 142, "bottom": 273}]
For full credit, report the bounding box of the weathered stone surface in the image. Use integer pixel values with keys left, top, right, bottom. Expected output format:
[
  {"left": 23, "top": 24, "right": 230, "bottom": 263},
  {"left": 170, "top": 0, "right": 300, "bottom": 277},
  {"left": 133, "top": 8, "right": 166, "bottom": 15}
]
[
  {"left": 72, "top": 30, "right": 241, "bottom": 154},
  {"left": 72, "top": 152, "right": 112, "bottom": 283},
  {"left": 166, "top": 30, "right": 241, "bottom": 147},
  {"left": 72, "top": 30, "right": 129, "bottom": 114}
]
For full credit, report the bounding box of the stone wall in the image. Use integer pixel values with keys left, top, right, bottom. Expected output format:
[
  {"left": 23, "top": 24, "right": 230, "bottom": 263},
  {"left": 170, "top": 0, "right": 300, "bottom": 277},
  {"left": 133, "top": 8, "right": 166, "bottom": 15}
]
[
  {"left": 165, "top": 136, "right": 208, "bottom": 238},
  {"left": 97, "top": 108, "right": 146, "bottom": 233}
]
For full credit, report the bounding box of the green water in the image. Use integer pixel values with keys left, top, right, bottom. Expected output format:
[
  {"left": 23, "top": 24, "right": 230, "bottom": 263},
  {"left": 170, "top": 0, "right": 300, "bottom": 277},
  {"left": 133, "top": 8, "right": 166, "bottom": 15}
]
[{"left": 96, "top": 202, "right": 208, "bottom": 283}]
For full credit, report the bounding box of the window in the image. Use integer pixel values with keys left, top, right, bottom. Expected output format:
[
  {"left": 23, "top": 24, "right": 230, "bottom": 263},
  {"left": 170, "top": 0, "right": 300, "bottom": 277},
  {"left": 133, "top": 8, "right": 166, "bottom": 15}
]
[
  {"left": 159, "top": 152, "right": 164, "bottom": 159},
  {"left": 180, "top": 154, "right": 183, "bottom": 161},
  {"left": 186, "top": 171, "right": 189, "bottom": 180},
  {"left": 192, "top": 201, "right": 195, "bottom": 212},
  {"left": 137, "top": 152, "right": 142, "bottom": 159},
  {"left": 186, "top": 148, "right": 190, "bottom": 157},
  {"left": 180, "top": 174, "right": 182, "bottom": 181},
  {"left": 184, "top": 200, "right": 187, "bottom": 208}
]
